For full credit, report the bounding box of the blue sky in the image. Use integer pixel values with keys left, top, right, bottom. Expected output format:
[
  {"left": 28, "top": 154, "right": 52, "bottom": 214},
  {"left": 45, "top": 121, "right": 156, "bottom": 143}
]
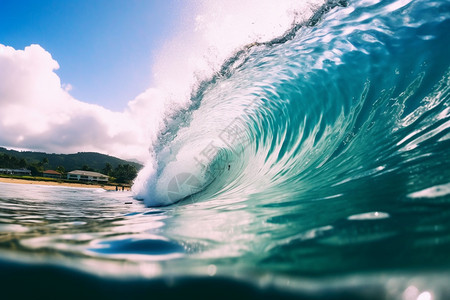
[{"left": 0, "top": 0, "right": 184, "bottom": 111}]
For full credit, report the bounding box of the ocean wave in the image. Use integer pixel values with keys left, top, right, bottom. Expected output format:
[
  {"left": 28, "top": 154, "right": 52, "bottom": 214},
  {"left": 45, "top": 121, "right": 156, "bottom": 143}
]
[{"left": 133, "top": 0, "right": 450, "bottom": 207}]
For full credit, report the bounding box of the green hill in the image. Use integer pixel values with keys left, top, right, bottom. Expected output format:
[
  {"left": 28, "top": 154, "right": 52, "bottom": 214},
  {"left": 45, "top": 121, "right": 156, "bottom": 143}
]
[{"left": 0, "top": 147, "right": 143, "bottom": 173}]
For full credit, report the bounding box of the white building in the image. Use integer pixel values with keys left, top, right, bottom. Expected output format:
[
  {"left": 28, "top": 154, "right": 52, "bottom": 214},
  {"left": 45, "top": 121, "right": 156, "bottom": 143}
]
[
  {"left": 67, "top": 170, "right": 109, "bottom": 183},
  {"left": 0, "top": 168, "right": 32, "bottom": 176}
]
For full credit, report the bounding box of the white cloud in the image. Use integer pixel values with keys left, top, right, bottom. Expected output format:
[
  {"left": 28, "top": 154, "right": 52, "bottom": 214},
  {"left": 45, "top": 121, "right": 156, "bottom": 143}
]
[{"left": 0, "top": 44, "right": 152, "bottom": 162}]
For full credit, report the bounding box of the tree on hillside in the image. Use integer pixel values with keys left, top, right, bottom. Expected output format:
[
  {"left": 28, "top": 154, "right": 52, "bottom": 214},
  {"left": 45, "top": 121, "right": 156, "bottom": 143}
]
[
  {"left": 29, "top": 164, "right": 42, "bottom": 176},
  {"left": 0, "top": 155, "right": 28, "bottom": 169},
  {"left": 56, "top": 166, "right": 65, "bottom": 175},
  {"left": 37, "top": 157, "right": 49, "bottom": 170},
  {"left": 0, "top": 154, "right": 15, "bottom": 168},
  {"left": 103, "top": 163, "right": 113, "bottom": 176},
  {"left": 112, "top": 164, "right": 137, "bottom": 184},
  {"left": 0, "top": 148, "right": 142, "bottom": 176},
  {"left": 82, "top": 164, "right": 94, "bottom": 171},
  {"left": 19, "top": 158, "right": 27, "bottom": 168}
]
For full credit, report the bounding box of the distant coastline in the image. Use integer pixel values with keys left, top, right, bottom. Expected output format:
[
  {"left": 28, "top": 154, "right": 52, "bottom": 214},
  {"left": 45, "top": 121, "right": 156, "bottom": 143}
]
[
  {"left": 0, "top": 177, "right": 130, "bottom": 191},
  {"left": 0, "top": 147, "right": 142, "bottom": 186}
]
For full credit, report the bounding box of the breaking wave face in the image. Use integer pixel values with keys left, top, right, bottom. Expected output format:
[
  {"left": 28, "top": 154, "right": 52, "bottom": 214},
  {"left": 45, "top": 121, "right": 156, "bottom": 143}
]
[{"left": 132, "top": 0, "right": 450, "bottom": 207}]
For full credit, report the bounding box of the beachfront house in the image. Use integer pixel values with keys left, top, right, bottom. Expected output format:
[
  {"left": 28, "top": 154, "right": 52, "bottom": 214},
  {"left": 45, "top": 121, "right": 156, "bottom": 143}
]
[
  {"left": 67, "top": 170, "right": 109, "bottom": 183},
  {"left": 0, "top": 168, "right": 32, "bottom": 176},
  {"left": 42, "top": 170, "right": 62, "bottom": 179}
]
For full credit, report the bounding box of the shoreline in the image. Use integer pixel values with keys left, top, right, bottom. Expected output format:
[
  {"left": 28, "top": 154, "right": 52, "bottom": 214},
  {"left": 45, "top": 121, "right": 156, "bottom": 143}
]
[{"left": 0, "top": 177, "right": 129, "bottom": 191}]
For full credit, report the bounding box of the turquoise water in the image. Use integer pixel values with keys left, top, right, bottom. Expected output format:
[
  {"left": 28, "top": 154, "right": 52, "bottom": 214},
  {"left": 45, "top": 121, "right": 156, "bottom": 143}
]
[{"left": 1, "top": 0, "right": 450, "bottom": 298}]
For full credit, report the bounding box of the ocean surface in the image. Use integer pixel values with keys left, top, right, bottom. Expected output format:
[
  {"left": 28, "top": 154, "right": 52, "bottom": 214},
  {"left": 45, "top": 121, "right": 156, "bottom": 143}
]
[{"left": 1, "top": 0, "right": 450, "bottom": 298}]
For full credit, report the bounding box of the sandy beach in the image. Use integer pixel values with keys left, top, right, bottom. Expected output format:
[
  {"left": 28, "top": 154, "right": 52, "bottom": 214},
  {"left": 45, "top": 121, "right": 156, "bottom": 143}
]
[{"left": 0, "top": 177, "right": 128, "bottom": 191}]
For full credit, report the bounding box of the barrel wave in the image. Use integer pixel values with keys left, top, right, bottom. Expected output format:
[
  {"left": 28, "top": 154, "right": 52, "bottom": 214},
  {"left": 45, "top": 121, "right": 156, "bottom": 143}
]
[{"left": 133, "top": 0, "right": 450, "bottom": 209}]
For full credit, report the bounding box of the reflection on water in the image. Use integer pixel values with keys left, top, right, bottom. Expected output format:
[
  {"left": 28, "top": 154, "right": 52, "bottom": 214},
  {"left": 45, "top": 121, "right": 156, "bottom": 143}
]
[
  {"left": 0, "top": 183, "right": 168, "bottom": 260},
  {"left": 0, "top": 181, "right": 262, "bottom": 274},
  {"left": 1, "top": 181, "right": 450, "bottom": 298},
  {"left": 0, "top": 161, "right": 449, "bottom": 300}
]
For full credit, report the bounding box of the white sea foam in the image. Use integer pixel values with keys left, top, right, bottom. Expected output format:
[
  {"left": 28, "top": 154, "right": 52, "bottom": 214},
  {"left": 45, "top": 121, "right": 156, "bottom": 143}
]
[{"left": 407, "top": 183, "right": 450, "bottom": 199}]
